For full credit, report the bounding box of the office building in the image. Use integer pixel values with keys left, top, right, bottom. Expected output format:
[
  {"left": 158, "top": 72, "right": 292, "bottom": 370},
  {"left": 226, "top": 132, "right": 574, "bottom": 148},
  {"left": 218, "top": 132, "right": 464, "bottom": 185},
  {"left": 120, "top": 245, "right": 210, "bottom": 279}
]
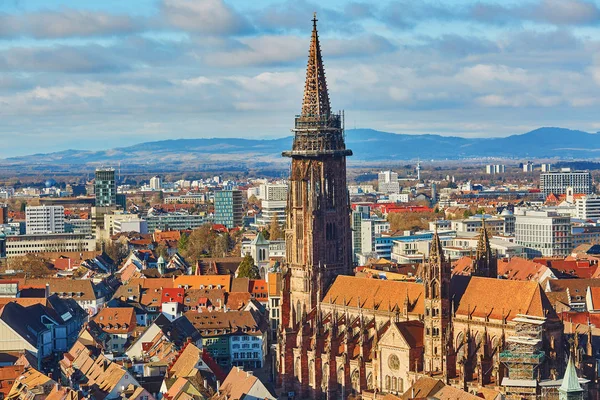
[
  {"left": 360, "top": 218, "right": 391, "bottom": 255},
  {"left": 149, "top": 176, "right": 162, "bottom": 191},
  {"left": 255, "top": 184, "right": 288, "bottom": 227},
  {"left": 351, "top": 205, "right": 371, "bottom": 261},
  {"left": 64, "top": 219, "right": 92, "bottom": 234},
  {"left": 378, "top": 170, "right": 400, "bottom": 194},
  {"left": 145, "top": 213, "right": 205, "bottom": 232},
  {"left": 514, "top": 209, "right": 572, "bottom": 258},
  {"left": 5, "top": 233, "right": 96, "bottom": 258},
  {"left": 258, "top": 183, "right": 287, "bottom": 201},
  {"left": 165, "top": 193, "right": 206, "bottom": 204},
  {"left": 575, "top": 194, "right": 600, "bottom": 220},
  {"left": 95, "top": 168, "right": 116, "bottom": 207},
  {"left": 540, "top": 169, "right": 592, "bottom": 196},
  {"left": 25, "top": 205, "right": 65, "bottom": 234},
  {"left": 214, "top": 190, "right": 243, "bottom": 229},
  {"left": 113, "top": 218, "right": 148, "bottom": 234}
]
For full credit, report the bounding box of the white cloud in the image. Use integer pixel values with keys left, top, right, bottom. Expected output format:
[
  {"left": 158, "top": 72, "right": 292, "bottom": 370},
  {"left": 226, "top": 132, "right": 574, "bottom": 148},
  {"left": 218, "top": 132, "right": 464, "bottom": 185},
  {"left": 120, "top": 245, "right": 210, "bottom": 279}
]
[{"left": 161, "top": 0, "right": 252, "bottom": 35}]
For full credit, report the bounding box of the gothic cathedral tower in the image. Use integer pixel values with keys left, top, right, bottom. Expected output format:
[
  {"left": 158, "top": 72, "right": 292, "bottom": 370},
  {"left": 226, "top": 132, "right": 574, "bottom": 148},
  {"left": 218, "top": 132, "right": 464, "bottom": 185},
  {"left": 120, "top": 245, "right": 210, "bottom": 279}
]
[
  {"left": 423, "top": 227, "right": 451, "bottom": 375},
  {"left": 472, "top": 219, "right": 498, "bottom": 278},
  {"left": 282, "top": 14, "right": 353, "bottom": 325}
]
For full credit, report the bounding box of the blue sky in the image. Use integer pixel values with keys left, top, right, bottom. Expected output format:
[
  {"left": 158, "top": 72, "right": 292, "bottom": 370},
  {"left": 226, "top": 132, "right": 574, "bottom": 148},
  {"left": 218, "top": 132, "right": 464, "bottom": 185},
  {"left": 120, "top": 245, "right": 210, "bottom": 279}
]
[{"left": 2, "top": 0, "right": 600, "bottom": 156}]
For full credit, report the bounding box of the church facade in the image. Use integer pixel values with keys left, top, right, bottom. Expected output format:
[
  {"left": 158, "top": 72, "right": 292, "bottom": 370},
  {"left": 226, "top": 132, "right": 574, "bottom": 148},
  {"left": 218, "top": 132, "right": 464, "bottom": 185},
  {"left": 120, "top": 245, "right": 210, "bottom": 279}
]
[{"left": 277, "top": 16, "right": 564, "bottom": 400}]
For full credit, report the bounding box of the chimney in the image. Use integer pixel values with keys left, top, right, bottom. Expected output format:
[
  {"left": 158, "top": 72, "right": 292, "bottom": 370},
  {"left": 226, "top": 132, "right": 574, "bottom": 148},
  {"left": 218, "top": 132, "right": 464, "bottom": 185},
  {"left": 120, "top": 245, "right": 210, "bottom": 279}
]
[{"left": 45, "top": 283, "right": 50, "bottom": 299}]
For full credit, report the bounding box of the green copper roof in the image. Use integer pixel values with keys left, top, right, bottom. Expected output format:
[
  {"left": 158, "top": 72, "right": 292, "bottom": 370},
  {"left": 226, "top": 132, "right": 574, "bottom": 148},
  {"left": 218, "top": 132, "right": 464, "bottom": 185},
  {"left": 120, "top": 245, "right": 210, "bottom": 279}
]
[
  {"left": 251, "top": 231, "right": 269, "bottom": 246},
  {"left": 560, "top": 355, "right": 583, "bottom": 393}
]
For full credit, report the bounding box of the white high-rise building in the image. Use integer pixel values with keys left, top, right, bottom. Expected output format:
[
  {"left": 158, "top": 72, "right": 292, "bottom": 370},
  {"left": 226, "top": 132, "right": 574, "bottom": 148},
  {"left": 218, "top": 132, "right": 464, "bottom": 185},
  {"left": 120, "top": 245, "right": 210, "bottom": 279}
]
[
  {"left": 540, "top": 169, "right": 592, "bottom": 196},
  {"left": 360, "top": 218, "right": 391, "bottom": 255},
  {"left": 541, "top": 163, "right": 552, "bottom": 172},
  {"left": 523, "top": 162, "right": 534, "bottom": 172},
  {"left": 255, "top": 183, "right": 288, "bottom": 226},
  {"left": 26, "top": 205, "right": 65, "bottom": 234},
  {"left": 575, "top": 194, "right": 600, "bottom": 220},
  {"left": 514, "top": 209, "right": 572, "bottom": 258},
  {"left": 378, "top": 170, "right": 400, "bottom": 194},
  {"left": 258, "top": 183, "right": 288, "bottom": 201},
  {"left": 149, "top": 176, "right": 162, "bottom": 190},
  {"left": 486, "top": 165, "right": 505, "bottom": 174}
]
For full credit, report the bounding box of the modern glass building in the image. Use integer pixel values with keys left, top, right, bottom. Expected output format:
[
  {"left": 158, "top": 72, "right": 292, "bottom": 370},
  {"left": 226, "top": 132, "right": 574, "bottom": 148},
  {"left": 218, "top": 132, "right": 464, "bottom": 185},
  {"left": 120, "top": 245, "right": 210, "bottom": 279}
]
[
  {"left": 214, "top": 190, "right": 243, "bottom": 229},
  {"left": 95, "top": 168, "right": 116, "bottom": 207}
]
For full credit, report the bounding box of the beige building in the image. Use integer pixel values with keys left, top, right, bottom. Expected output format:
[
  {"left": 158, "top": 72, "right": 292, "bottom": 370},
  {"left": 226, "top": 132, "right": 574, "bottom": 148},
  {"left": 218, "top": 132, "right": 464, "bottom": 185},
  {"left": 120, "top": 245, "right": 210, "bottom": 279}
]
[{"left": 5, "top": 233, "right": 95, "bottom": 258}]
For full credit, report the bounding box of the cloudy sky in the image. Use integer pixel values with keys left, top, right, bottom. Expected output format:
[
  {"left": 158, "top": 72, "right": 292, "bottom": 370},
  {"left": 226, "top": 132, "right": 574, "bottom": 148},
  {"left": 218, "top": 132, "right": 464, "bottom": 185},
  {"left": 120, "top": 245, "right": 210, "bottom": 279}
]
[{"left": 2, "top": 0, "right": 600, "bottom": 156}]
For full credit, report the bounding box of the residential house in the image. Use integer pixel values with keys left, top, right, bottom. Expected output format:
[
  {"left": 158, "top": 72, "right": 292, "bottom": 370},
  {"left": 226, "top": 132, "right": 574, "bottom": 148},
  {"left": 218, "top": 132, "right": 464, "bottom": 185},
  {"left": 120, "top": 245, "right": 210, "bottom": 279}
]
[
  {"left": 92, "top": 307, "right": 137, "bottom": 354},
  {"left": 185, "top": 310, "right": 268, "bottom": 370},
  {"left": 0, "top": 300, "right": 85, "bottom": 366},
  {"left": 60, "top": 340, "right": 148, "bottom": 399},
  {"left": 213, "top": 366, "right": 275, "bottom": 400},
  {"left": 161, "top": 288, "right": 185, "bottom": 321},
  {"left": 6, "top": 368, "right": 56, "bottom": 400}
]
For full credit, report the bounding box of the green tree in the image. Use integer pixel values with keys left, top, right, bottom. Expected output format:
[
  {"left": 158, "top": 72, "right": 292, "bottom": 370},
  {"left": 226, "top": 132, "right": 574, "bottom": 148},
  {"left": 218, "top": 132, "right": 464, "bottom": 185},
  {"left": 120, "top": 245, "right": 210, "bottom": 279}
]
[
  {"left": 268, "top": 214, "right": 283, "bottom": 240},
  {"left": 237, "top": 253, "right": 260, "bottom": 279}
]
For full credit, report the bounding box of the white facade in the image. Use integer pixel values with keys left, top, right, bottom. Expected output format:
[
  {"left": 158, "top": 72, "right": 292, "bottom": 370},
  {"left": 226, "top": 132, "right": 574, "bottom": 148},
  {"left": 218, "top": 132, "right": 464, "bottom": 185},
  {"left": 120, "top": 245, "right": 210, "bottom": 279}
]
[
  {"left": 575, "top": 194, "right": 600, "bottom": 220},
  {"left": 149, "top": 176, "right": 162, "bottom": 190},
  {"left": 514, "top": 209, "right": 572, "bottom": 258},
  {"left": 113, "top": 219, "right": 148, "bottom": 234},
  {"left": 5, "top": 233, "right": 96, "bottom": 258},
  {"left": 378, "top": 171, "right": 400, "bottom": 194},
  {"left": 486, "top": 164, "right": 505, "bottom": 174},
  {"left": 255, "top": 200, "right": 286, "bottom": 226},
  {"left": 388, "top": 193, "right": 410, "bottom": 203},
  {"left": 541, "top": 163, "right": 552, "bottom": 172},
  {"left": 26, "top": 205, "right": 65, "bottom": 234},
  {"left": 230, "top": 333, "right": 267, "bottom": 369},
  {"left": 360, "top": 218, "right": 391, "bottom": 254},
  {"left": 258, "top": 183, "right": 288, "bottom": 201},
  {"left": 540, "top": 169, "right": 592, "bottom": 196}
]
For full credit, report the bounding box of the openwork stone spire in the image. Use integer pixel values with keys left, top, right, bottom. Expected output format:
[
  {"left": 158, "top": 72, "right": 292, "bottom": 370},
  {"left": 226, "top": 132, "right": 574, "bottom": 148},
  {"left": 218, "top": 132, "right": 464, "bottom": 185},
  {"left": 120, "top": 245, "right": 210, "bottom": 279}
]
[
  {"left": 429, "top": 223, "right": 445, "bottom": 265},
  {"left": 301, "top": 13, "right": 331, "bottom": 118},
  {"left": 475, "top": 218, "right": 491, "bottom": 261}
]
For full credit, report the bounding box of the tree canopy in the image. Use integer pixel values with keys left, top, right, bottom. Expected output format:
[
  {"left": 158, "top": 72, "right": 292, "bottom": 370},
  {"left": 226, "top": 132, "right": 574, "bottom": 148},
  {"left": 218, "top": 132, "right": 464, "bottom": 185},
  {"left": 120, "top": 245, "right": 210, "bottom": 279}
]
[{"left": 237, "top": 253, "right": 260, "bottom": 279}]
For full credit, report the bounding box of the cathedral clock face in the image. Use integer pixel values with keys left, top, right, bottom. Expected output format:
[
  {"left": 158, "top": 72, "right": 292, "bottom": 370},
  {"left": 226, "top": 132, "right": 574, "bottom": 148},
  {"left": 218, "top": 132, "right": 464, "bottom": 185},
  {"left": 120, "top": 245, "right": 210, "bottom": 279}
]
[{"left": 388, "top": 354, "right": 400, "bottom": 371}]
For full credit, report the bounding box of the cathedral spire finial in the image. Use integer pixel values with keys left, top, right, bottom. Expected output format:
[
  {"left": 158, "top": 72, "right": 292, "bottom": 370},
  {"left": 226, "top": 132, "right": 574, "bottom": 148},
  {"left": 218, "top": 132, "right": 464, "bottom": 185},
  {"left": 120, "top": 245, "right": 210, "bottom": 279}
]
[{"left": 301, "top": 13, "right": 331, "bottom": 118}]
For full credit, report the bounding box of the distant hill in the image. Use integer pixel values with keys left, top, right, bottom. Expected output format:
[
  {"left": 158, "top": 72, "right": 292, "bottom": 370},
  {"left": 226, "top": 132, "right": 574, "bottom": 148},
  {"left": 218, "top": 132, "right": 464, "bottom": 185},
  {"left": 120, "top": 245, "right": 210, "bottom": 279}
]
[{"left": 3, "top": 127, "right": 599, "bottom": 169}]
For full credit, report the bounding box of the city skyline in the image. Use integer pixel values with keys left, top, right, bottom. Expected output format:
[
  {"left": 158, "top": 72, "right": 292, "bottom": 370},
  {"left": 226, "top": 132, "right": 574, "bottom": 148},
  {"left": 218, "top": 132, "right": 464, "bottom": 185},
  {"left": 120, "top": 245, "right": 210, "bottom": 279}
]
[{"left": 3, "top": 0, "right": 600, "bottom": 156}]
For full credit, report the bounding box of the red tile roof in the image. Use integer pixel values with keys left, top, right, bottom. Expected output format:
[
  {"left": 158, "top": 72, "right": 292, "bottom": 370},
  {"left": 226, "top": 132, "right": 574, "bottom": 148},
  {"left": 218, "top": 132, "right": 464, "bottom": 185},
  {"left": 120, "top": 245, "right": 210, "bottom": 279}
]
[
  {"left": 161, "top": 288, "right": 185, "bottom": 305},
  {"left": 93, "top": 307, "right": 136, "bottom": 334}
]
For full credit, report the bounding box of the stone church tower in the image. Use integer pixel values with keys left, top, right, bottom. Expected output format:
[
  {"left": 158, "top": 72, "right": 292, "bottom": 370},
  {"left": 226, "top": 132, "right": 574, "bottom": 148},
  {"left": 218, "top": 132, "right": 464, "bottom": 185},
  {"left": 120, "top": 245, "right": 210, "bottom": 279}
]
[
  {"left": 472, "top": 219, "right": 497, "bottom": 278},
  {"left": 281, "top": 13, "right": 353, "bottom": 324},
  {"left": 423, "top": 227, "right": 451, "bottom": 375}
]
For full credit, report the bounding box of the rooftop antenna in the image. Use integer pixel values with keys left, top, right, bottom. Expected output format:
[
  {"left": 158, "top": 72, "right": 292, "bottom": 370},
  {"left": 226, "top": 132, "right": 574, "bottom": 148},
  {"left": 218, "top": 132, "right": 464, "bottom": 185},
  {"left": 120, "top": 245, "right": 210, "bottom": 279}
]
[{"left": 416, "top": 158, "right": 421, "bottom": 181}]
